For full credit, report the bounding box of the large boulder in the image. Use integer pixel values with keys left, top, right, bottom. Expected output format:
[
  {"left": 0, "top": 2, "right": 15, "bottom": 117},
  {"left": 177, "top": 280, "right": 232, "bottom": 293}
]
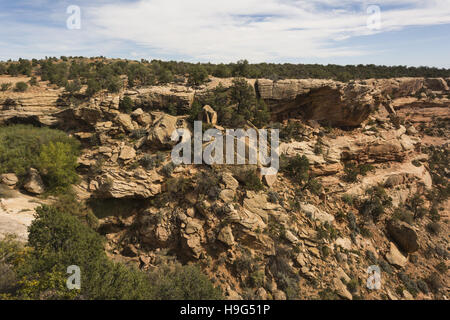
[
  {"left": 95, "top": 169, "right": 163, "bottom": 199},
  {"left": 386, "top": 220, "right": 419, "bottom": 253},
  {"left": 146, "top": 112, "right": 189, "bottom": 148},
  {"left": 1, "top": 173, "right": 18, "bottom": 187},
  {"left": 119, "top": 145, "right": 136, "bottom": 160},
  {"left": 115, "top": 113, "right": 134, "bottom": 132},
  {"left": 23, "top": 168, "right": 45, "bottom": 195},
  {"left": 217, "top": 225, "right": 235, "bottom": 246},
  {"left": 131, "top": 108, "right": 152, "bottom": 126},
  {"left": 386, "top": 242, "right": 408, "bottom": 268}
]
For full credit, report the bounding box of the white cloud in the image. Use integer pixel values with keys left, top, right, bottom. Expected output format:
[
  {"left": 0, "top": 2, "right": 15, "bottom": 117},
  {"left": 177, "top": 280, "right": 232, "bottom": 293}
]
[
  {"left": 83, "top": 0, "right": 450, "bottom": 62},
  {"left": 1, "top": 0, "right": 450, "bottom": 63}
]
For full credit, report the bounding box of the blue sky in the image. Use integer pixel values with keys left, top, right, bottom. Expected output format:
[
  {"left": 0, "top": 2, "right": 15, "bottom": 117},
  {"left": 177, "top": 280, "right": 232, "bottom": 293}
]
[{"left": 1, "top": 0, "right": 450, "bottom": 67}]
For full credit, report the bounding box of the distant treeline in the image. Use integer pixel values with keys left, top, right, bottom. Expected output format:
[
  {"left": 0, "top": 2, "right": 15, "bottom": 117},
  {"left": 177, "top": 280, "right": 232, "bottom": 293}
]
[{"left": 1, "top": 57, "right": 449, "bottom": 91}]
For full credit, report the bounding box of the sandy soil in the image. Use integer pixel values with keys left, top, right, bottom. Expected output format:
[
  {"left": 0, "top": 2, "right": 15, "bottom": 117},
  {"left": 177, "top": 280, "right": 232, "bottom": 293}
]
[{"left": 0, "top": 185, "right": 46, "bottom": 242}]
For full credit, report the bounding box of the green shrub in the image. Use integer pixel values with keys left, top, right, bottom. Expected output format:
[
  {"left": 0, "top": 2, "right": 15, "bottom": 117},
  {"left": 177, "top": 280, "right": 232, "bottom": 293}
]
[
  {"left": 105, "top": 75, "right": 122, "bottom": 93},
  {"left": 0, "top": 125, "right": 80, "bottom": 192},
  {"left": 147, "top": 263, "right": 223, "bottom": 300},
  {"left": 14, "top": 82, "right": 28, "bottom": 92},
  {"left": 279, "top": 121, "right": 306, "bottom": 142},
  {"left": 243, "top": 170, "right": 264, "bottom": 191},
  {"left": 187, "top": 65, "right": 209, "bottom": 86},
  {"left": 343, "top": 163, "right": 375, "bottom": 182},
  {"left": 65, "top": 79, "right": 82, "bottom": 94},
  {"left": 342, "top": 194, "right": 354, "bottom": 206},
  {"left": 85, "top": 78, "right": 101, "bottom": 96},
  {"left": 281, "top": 154, "right": 309, "bottom": 185},
  {"left": 268, "top": 190, "right": 280, "bottom": 204},
  {"left": 392, "top": 207, "right": 414, "bottom": 225},
  {"left": 426, "top": 222, "right": 441, "bottom": 235},
  {"left": 39, "top": 141, "right": 80, "bottom": 192},
  {"left": 359, "top": 185, "right": 392, "bottom": 222},
  {"left": 430, "top": 207, "right": 441, "bottom": 222},
  {"left": 17, "top": 205, "right": 154, "bottom": 299},
  {"left": 248, "top": 270, "right": 265, "bottom": 288},
  {"left": 0, "top": 262, "right": 17, "bottom": 295},
  {"left": 435, "top": 262, "right": 447, "bottom": 274},
  {"left": 425, "top": 272, "right": 442, "bottom": 293},
  {"left": 29, "top": 76, "right": 38, "bottom": 86},
  {"left": 281, "top": 154, "right": 321, "bottom": 195},
  {"left": 195, "top": 170, "right": 221, "bottom": 200},
  {"left": 119, "top": 96, "right": 135, "bottom": 114},
  {"left": 1, "top": 83, "right": 11, "bottom": 91},
  {"left": 2, "top": 98, "right": 16, "bottom": 109}
]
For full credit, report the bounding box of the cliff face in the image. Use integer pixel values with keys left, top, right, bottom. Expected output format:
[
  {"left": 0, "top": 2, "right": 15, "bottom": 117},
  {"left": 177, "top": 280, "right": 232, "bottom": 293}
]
[
  {"left": 255, "top": 77, "right": 450, "bottom": 126},
  {"left": 1, "top": 74, "right": 449, "bottom": 300},
  {"left": 1, "top": 76, "right": 449, "bottom": 128}
]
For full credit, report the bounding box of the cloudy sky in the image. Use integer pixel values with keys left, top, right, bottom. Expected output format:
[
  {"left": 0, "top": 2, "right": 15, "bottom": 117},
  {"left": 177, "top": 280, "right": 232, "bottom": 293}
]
[{"left": 1, "top": 0, "right": 450, "bottom": 67}]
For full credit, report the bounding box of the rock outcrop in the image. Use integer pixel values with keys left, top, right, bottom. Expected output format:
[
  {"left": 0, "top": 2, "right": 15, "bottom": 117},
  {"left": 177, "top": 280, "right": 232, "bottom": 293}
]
[
  {"left": 23, "top": 168, "right": 45, "bottom": 195},
  {"left": 146, "top": 112, "right": 189, "bottom": 148},
  {"left": 256, "top": 79, "right": 382, "bottom": 126},
  {"left": 387, "top": 220, "right": 419, "bottom": 253}
]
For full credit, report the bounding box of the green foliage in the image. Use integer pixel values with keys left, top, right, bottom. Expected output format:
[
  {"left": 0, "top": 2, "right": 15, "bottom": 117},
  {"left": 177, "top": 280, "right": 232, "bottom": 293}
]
[
  {"left": 119, "top": 96, "right": 135, "bottom": 114},
  {"left": 39, "top": 142, "right": 80, "bottom": 192},
  {"left": 343, "top": 162, "right": 375, "bottom": 182},
  {"left": 426, "top": 222, "right": 441, "bottom": 235},
  {"left": 425, "top": 272, "right": 442, "bottom": 293},
  {"left": 187, "top": 65, "right": 209, "bottom": 86},
  {"left": 392, "top": 207, "right": 414, "bottom": 225},
  {"left": 318, "top": 288, "right": 339, "bottom": 300},
  {"left": 65, "top": 79, "right": 82, "bottom": 94},
  {"left": 188, "top": 99, "right": 203, "bottom": 124},
  {"left": 195, "top": 169, "right": 221, "bottom": 200},
  {"left": 147, "top": 263, "right": 223, "bottom": 300},
  {"left": 28, "top": 76, "right": 38, "bottom": 86},
  {"left": 14, "top": 81, "right": 28, "bottom": 92},
  {"left": 359, "top": 185, "right": 392, "bottom": 222},
  {"left": 425, "top": 146, "right": 449, "bottom": 205},
  {"left": 406, "top": 194, "right": 426, "bottom": 220},
  {"left": 281, "top": 154, "right": 322, "bottom": 195},
  {"left": 4, "top": 58, "right": 450, "bottom": 93},
  {"left": 1, "top": 82, "right": 11, "bottom": 91},
  {"left": 435, "top": 262, "right": 447, "bottom": 274},
  {"left": 248, "top": 270, "right": 265, "bottom": 288},
  {"left": 0, "top": 125, "right": 80, "bottom": 191},
  {"left": 105, "top": 75, "right": 122, "bottom": 93},
  {"left": 85, "top": 78, "right": 102, "bottom": 96},
  {"left": 14, "top": 205, "right": 153, "bottom": 299},
  {"left": 398, "top": 272, "right": 419, "bottom": 297},
  {"left": 195, "top": 79, "right": 270, "bottom": 127},
  {"left": 243, "top": 170, "right": 264, "bottom": 191},
  {"left": 281, "top": 154, "right": 309, "bottom": 185},
  {"left": 267, "top": 190, "right": 280, "bottom": 204},
  {"left": 316, "top": 222, "right": 338, "bottom": 241},
  {"left": 278, "top": 121, "right": 307, "bottom": 142},
  {"left": 140, "top": 152, "right": 165, "bottom": 170},
  {"left": 341, "top": 194, "right": 354, "bottom": 206}
]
